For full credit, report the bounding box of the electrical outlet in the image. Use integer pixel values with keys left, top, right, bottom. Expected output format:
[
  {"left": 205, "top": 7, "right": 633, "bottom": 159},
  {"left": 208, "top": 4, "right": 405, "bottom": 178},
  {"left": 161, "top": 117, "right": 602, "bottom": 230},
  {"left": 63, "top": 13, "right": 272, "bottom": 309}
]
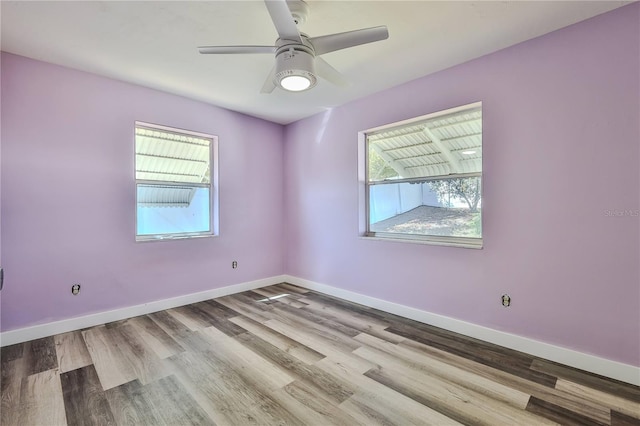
[
  {"left": 501, "top": 294, "right": 511, "bottom": 307},
  {"left": 71, "top": 284, "right": 81, "bottom": 295},
  {"left": 232, "top": 261, "right": 238, "bottom": 269}
]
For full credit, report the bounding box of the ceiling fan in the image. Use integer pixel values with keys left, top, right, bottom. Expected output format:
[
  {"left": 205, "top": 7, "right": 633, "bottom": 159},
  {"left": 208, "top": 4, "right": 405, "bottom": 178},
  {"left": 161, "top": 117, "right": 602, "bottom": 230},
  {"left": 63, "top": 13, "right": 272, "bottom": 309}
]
[{"left": 198, "top": 0, "right": 389, "bottom": 93}]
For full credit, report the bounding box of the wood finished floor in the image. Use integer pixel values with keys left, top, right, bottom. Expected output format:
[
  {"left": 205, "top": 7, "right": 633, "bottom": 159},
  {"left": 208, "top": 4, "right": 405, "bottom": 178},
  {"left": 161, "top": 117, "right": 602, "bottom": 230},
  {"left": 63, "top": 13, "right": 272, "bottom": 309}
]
[{"left": 1, "top": 283, "right": 639, "bottom": 425}]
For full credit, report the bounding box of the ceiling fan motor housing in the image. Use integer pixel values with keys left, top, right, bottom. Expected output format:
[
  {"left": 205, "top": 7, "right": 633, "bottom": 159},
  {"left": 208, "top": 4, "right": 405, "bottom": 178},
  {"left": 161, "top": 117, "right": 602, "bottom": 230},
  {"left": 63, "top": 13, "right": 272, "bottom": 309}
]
[
  {"left": 287, "top": 0, "right": 309, "bottom": 25},
  {"left": 274, "top": 48, "right": 317, "bottom": 90}
]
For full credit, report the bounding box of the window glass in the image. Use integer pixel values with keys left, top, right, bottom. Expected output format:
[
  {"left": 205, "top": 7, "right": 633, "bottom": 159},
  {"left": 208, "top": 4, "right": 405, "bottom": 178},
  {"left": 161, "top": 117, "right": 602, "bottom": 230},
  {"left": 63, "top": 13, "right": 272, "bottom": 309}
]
[
  {"left": 136, "top": 185, "right": 210, "bottom": 236},
  {"left": 363, "top": 103, "right": 482, "bottom": 247},
  {"left": 135, "top": 123, "right": 216, "bottom": 241}
]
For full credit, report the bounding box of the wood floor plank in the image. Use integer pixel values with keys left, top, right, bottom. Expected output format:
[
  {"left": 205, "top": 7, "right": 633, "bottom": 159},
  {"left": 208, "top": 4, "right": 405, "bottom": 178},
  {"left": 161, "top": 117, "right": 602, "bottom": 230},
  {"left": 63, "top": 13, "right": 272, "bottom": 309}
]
[
  {"left": 366, "top": 328, "right": 407, "bottom": 344},
  {"left": 260, "top": 284, "right": 307, "bottom": 298},
  {"left": 251, "top": 286, "right": 293, "bottom": 298},
  {"left": 19, "top": 369, "right": 67, "bottom": 426},
  {"left": 246, "top": 288, "right": 279, "bottom": 300},
  {"left": 276, "top": 302, "right": 362, "bottom": 337},
  {"left": 233, "top": 292, "right": 277, "bottom": 310},
  {"left": 16, "top": 336, "right": 58, "bottom": 377},
  {"left": 61, "top": 364, "right": 116, "bottom": 426},
  {"left": 199, "top": 326, "right": 295, "bottom": 390},
  {"left": 276, "top": 298, "right": 309, "bottom": 308},
  {"left": 301, "top": 291, "right": 392, "bottom": 324},
  {"left": 526, "top": 395, "right": 606, "bottom": 426},
  {"left": 142, "top": 375, "right": 215, "bottom": 425},
  {"left": 1, "top": 366, "right": 22, "bottom": 426},
  {"left": 273, "top": 282, "right": 310, "bottom": 294},
  {"left": 215, "top": 295, "right": 274, "bottom": 323},
  {"left": 263, "top": 318, "right": 375, "bottom": 374},
  {"left": 229, "top": 315, "right": 325, "bottom": 364},
  {"left": 357, "top": 344, "right": 548, "bottom": 424},
  {"left": 104, "top": 379, "right": 162, "bottom": 425},
  {"left": 1, "top": 343, "right": 24, "bottom": 363},
  {"left": 0, "top": 351, "right": 25, "bottom": 423},
  {"left": 55, "top": 331, "right": 93, "bottom": 373},
  {"left": 190, "top": 301, "right": 248, "bottom": 336},
  {"left": 354, "top": 333, "right": 532, "bottom": 410},
  {"left": 300, "top": 301, "right": 404, "bottom": 343},
  {"left": 271, "top": 380, "right": 363, "bottom": 426},
  {"left": 266, "top": 306, "right": 363, "bottom": 352},
  {"left": 555, "top": 378, "right": 640, "bottom": 420},
  {"left": 1, "top": 357, "right": 23, "bottom": 395},
  {"left": 173, "top": 326, "right": 223, "bottom": 353},
  {"left": 235, "top": 332, "right": 355, "bottom": 404},
  {"left": 202, "top": 299, "right": 246, "bottom": 318},
  {"left": 251, "top": 287, "right": 309, "bottom": 308},
  {"left": 128, "top": 315, "right": 185, "bottom": 359},
  {"left": 105, "top": 375, "right": 217, "bottom": 426},
  {"left": 340, "top": 392, "right": 451, "bottom": 426},
  {"left": 532, "top": 359, "right": 640, "bottom": 403},
  {"left": 175, "top": 325, "right": 295, "bottom": 393},
  {"left": 398, "top": 337, "right": 613, "bottom": 424},
  {"left": 387, "top": 323, "right": 557, "bottom": 387},
  {"left": 299, "top": 296, "right": 392, "bottom": 330},
  {"left": 365, "top": 365, "right": 558, "bottom": 426},
  {"left": 147, "top": 310, "right": 191, "bottom": 339},
  {"left": 109, "top": 322, "right": 171, "bottom": 386},
  {"left": 316, "top": 357, "right": 463, "bottom": 426},
  {"left": 82, "top": 325, "right": 138, "bottom": 390},
  {"left": 612, "top": 410, "right": 640, "bottom": 426},
  {"left": 167, "top": 348, "right": 299, "bottom": 425},
  {"left": 168, "top": 305, "right": 217, "bottom": 331}
]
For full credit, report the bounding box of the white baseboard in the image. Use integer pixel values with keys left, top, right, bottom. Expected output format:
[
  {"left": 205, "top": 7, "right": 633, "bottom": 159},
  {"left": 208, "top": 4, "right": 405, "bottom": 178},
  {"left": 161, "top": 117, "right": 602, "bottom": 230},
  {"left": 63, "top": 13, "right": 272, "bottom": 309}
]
[
  {"left": 284, "top": 275, "right": 640, "bottom": 386},
  {"left": 0, "top": 275, "right": 287, "bottom": 347},
  {"left": 3, "top": 273, "right": 637, "bottom": 386}
]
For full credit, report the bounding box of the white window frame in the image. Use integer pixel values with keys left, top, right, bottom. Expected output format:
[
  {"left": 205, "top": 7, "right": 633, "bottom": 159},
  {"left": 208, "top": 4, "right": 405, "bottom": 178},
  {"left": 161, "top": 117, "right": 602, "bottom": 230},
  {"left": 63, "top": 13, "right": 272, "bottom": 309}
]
[
  {"left": 135, "top": 121, "right": 219, "bottom": 242},
  {"left": 358, "top": 102, "right": 483, "bottom": 249}
]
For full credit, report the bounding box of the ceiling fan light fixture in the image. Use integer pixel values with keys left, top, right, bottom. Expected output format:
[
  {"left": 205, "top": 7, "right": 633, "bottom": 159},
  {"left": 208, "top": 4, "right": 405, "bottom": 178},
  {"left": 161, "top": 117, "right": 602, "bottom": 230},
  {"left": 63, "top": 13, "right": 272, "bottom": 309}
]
[
  {"left": 280, "top": 74, "right": 313, "bottom": 91},
  {"left": 274, "top": 49, "right": 317, "bottom": 92}
]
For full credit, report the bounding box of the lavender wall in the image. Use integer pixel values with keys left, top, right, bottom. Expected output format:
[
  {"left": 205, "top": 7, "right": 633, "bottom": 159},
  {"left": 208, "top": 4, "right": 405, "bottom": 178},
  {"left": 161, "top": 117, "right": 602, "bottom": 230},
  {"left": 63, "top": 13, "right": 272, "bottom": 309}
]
[
  {"left": 283, "top": 4, "right": 640, "bottom": 366},
  {"left": 0, "top": 57, "right": 3, "bottom": 278},
  {"left": 1, "top": 5, "right": 638, "bottom": 369},
  {"left": 0, "top": 53, "right": 285, "bottom": 331}
]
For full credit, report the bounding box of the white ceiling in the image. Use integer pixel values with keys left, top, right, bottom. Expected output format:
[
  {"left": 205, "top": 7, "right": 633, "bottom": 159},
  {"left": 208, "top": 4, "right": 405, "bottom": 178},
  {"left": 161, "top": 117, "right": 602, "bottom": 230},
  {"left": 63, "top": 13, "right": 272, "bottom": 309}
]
[{"left": 0, "top": 1, "right": 630, "bottom": 124}]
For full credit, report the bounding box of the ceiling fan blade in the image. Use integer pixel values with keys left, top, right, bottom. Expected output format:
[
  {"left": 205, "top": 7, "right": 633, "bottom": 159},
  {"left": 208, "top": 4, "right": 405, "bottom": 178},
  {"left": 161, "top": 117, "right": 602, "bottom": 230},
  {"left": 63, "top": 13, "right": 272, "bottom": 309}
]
[
  {"left": 315, "top": 57, "right": 349, "bottom": 87},
  {"left": 309, "top": 26, "right": 389, "bottom": 56},
  {"left": 260, "top": 66, "right": 277, "bottom": 94},
  {"left": 264, "top": 0, "right": 302, "bottom": 43},
  {"left": 199, "top": 46, "right": 276, "bottom": 54}
]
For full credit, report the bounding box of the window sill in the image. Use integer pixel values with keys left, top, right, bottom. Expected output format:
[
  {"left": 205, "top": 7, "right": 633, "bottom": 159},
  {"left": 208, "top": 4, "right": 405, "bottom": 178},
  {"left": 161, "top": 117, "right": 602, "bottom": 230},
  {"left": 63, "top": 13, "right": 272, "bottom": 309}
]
[
  {"left": 136, "top": 233, "right": 217, "bottom": 243},
  {"left": 361, "top": 233, "right": 483, "bottom": 249}
]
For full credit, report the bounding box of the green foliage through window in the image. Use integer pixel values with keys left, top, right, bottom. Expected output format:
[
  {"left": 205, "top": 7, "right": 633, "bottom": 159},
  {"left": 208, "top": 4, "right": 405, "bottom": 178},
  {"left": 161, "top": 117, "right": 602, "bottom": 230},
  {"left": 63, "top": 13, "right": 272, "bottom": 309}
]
[{"left": 427, "top": 177, "right": 481, "bottom": 212}]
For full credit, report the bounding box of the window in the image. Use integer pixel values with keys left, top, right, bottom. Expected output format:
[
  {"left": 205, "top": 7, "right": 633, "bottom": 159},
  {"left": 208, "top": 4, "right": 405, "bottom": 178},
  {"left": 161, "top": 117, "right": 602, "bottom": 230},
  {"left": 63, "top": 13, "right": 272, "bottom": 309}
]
[
  {"left": 135, "top": 122, "right": 218, "bottom": 241},
  {"left": 360, "top": 102, "right": 482, "bottom": 248}
]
